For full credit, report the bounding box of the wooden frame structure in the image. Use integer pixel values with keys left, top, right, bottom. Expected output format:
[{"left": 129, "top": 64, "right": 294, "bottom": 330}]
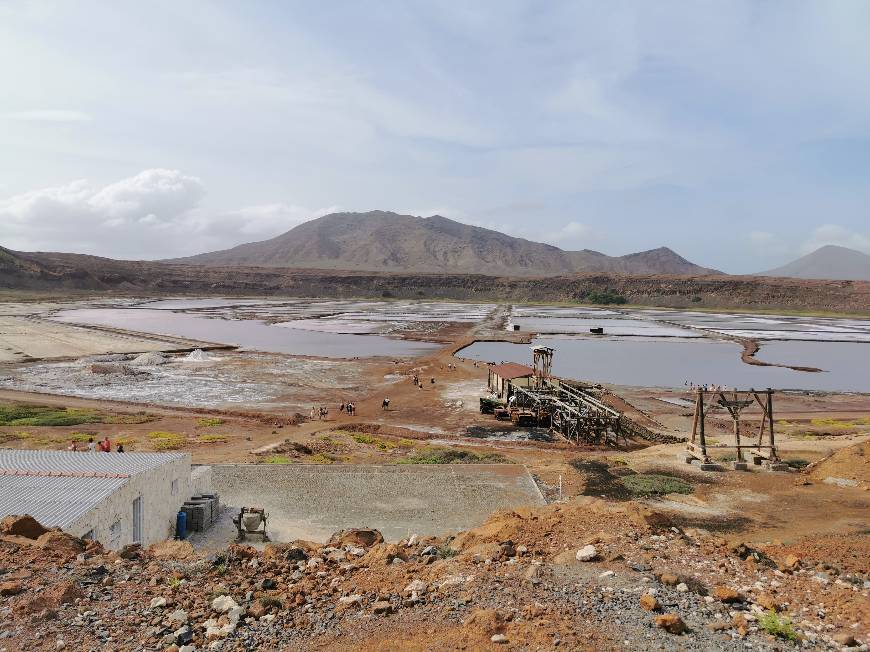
[{"left": 686, "top": 388, "right": 784, "bottom": 469}]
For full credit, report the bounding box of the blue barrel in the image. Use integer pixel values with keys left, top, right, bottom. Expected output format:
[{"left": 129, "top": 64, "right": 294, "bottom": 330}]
[{"left": 176, "top": 510, "right": 187, "bottom": 540}]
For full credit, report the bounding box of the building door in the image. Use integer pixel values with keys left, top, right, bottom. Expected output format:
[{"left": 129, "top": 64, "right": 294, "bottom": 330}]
[{"left": 132, "top": 496, "right": 143, "bottom": 544}]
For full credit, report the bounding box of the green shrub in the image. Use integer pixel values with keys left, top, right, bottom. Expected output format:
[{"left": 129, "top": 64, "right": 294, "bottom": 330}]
[
  {"left": 147, "top": 431, "right": 185, "bottom": 450},
  {"left": 0, "top": 405, "right": 103, "bottom": 427},
  {"left": 263, "top": 455, "right": 291, "bottom": 464},
  {"left": 758, "top": 611, "right": 798, "bottom": 641},
  {"left": 399, "top": 448, "right": 509, "bottom": 465},
  {"left": 584, "top": 289, "right": 627, "bottom": 305},
  {"left": 196, "top": 417, "right": 225, "bottom": 427},
  {"left": 351, "top": 433, "right": 375, "bottom": 444},
  {"left": 309, "top": 453, "right": 334, "bottom": 464},
  {"left": 620, "top": 474, "right": 693, "bottom": 497},
  {"left": 785, "top": 458, "right": 810, "bottom": 469}
]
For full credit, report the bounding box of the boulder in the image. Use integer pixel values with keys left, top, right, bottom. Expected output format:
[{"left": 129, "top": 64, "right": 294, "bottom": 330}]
[
  {"left": 712, "top": 586, "right": 742, "bottom": 603},
  {"left": 0, "top": 514, "right": 48, "bottom": 540},
  {"left": 575, "top": 545, "right": 598, "bottom": 562},
  {"left": 36, "top": 530, "right": 85, "bottom": 557},
  {"left": 655, "top": 613, "right": 686, "bottom": 635},
  {"left": 371, "top": 600, "right": 393, "bottom": 615},
  {"left": 328, "top": 528, "right": 384, "bottom": 549},
  {"left": 639, "top": 594, "right": 660, "bottom": 612},
  {"left": 0, "top": 581, "right": 23, "bottom": 596}
]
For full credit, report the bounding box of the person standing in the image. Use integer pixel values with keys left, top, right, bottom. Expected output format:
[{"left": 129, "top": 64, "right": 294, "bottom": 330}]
[
  {"left": 117, "top": 443, "right": 125, "bottom": 453},
  {"left": 67, "top": 439, "right": 79, "bottom": 452},
  {"left": 99, "top": 436, "right": 112, "bottom": 452},
  {"left": 86, "top": 437, "right": 97, "bottom": 452}
]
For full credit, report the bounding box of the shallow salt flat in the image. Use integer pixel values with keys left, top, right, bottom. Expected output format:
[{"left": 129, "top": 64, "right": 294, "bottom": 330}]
[
  {"left": 510, "top": 316, "right": 698, "bottom": 337},
  {"left": 708, "top": 329, "right": 870, "bottom": 342},
  {"left": 0, "top": 354, "right": 367, "bottom": 409}
]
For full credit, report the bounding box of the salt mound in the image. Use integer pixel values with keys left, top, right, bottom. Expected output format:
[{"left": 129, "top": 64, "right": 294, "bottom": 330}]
[
  {"left": 184, "top": 349, "right": 213, "bottom": 362},
  {"left": 129, "top": 351, "right": 169, "bottom": 366}
]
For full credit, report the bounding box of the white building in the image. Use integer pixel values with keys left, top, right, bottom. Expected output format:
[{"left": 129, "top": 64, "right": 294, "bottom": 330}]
[{"left": 0, "top": 449, "right": 211, "bottom": 549}]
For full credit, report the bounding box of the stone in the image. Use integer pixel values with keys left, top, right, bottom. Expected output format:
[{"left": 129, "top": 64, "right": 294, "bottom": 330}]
[
  {"left": 248, "top": 602, "right": 268, "bottom": 619},
  {"left": 755, "top": 594, "right": 778, "bottom": 612},
  {"left": 328, "top": 528, "right": 384, "bottom": 549},
  {"left": 211, "top": 595, "right": 238, "bottom": 613},
  {"left": 0, "top": 581, "right": 23, "bottom": 596},
  {"left": 712, "top": 586, "right": 742, "bottom": 603},
  {"left": 599, "top": 570, "right": 615, "bottom": 579},
  {"left": 491, "top": 634, "right": 508, "bottom": 644},
  {"left": 639, "top": 594, "right": 660, "bottom": 612},
  {"left": 659, "top": 573, "right": 679, "bottom": 586},
  {"left": 404, "top": 580, "right": 427, "bottom": 595},
  {"left": 179, "top": 647, "right": 196, "bottom": 652},
  {"left": 706, "top": 620, "right": 730, "bottom": 632},
  {"left": 0, "top": 514, "right": 48, "bottom": 539},
  {"left": 35, "top": 531, "right": 85, "bottom": 558},
  {"left": 675, "top": 583, "right": 689, "bottom": 593},
  {"left": 338, "top": 595, "right": 363, "bottom": 606},
  {"left": 169, "top": 609, "right": 187, "bottom": 625},
  {"left": 261, "top": 578, "right": 277, "bottom": 590},
  {"left": 575, "top": 545, "right": 598, "bottom": 562},
  {"left": 149, "top": 596, "right": 167, "bottom": 609},
  {"left": 833, "top": 633, "right": 857, "bottom": 647},
  {"left": 781, "top": 554, "right": 801, "bottom": 571},
  {"left": 372, "top": 600, "right": 393, "bottom": 615},
  {"left": 655, "top": 613, "right": 686, "bottom": 635}
]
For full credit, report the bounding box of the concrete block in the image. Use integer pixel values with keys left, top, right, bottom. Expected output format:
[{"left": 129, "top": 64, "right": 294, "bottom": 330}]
[{"left": 731, "top": 461, "right": 748, "bottom": 471}]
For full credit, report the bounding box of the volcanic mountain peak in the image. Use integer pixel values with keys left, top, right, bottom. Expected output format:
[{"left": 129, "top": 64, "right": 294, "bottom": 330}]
[
  {"left": 171, "top": 211, "right": 719, "bottom": 276},
  {"left": 758, "top": 245, "right": 870, "bottom": 281}
]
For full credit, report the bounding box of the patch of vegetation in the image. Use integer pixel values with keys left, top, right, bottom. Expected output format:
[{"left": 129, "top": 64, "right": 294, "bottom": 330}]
[
  {"left": 436, "top": 544, "right": 458, "bottom": 559},
  {"left": 0, "top": 404, "right": 155, "bottom": 427},
  {"left": 584, "top": 289, "right": 627, "bottom": 305},
  {"left": 399, "top": 447, "right": 509, "bottom": 465},
  {"left": 398, "top": 438, "right": 416, "bottom": 447},
  {"left": 0, "top": 404, "right": 102, "bottom": 427},
  {"left": 147, "top": 431, "right": 186, "bottom": 450},
  {"left": 758, "top": 611, "right": 799, "bottom": 641},
  {"left": 196, "top": 417, "right": 225, "bottom": 427},
  {"left": 103, "top": 412, "right": 156, "bottom": 424},
  {"left": 350, "top": 433, "right": 375, "bottom": 444},
  {"left": 0, "top": 430, "right": 31, "bottom": 444},
  {"left": 309, "top": 453, "right": 334, "bottom": 464},
  {"left": 784, "top": 458, "right": 810, "bottom": 470},
  {"left": 263, "top": 455, "right": 292, "bottom": 464},
  {"left": 259, "top": 596, "right": 282, "bottom": 609},
  {"left": 620, "top": 473, "right": 693, "bottom": 497},
  {"left": 68, "top": 431, "right": 98, "bottom": 442},
  {"left": 197, "top": 434, "right": 228, "bottom": 443}
]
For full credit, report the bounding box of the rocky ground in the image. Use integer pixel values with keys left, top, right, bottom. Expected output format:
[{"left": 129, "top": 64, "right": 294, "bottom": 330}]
[{"left": 1, "top": 490, "right": 867, "bottom": 652}]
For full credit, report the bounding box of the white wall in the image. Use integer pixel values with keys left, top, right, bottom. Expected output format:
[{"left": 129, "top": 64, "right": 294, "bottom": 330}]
[{"left": 65, "top": 454, "right": 200, "bottom": 550}]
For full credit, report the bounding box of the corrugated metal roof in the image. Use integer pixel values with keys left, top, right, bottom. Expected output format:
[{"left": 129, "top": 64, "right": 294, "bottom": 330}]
[
  {"left": 489, "top": 362, "right": 534, "bottom": 380},
  {"left": 0, "top": 449, "right": 186, "bottom": 477},
  {"left": 0, "top": 474, "right": 128, "bottom": 528}
]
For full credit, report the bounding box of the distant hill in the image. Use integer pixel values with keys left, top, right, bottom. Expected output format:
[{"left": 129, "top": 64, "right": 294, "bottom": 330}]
[
  {"left": 759, "top": 245, "right": 870, "bottom": 281},
  {"left": 171, "top": 210, "right": 720, "bottom": 276}
]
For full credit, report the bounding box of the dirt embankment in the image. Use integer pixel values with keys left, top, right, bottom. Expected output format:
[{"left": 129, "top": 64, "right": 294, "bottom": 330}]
[{"left": 4, "top": 250, "right": 870, "bottom": 313}]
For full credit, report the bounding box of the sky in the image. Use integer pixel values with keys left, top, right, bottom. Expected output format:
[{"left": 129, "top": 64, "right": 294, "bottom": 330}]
[{"left": 1, "top": 1, "right": 868, "bottom": 273}]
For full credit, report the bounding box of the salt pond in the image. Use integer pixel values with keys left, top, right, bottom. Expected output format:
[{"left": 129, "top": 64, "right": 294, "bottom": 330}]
[
  {"left": 457, "top": 337, "right": 870, "bottom": 392},
  {"left": 52, "top": 308, "right": 440, "bottom": 358}
]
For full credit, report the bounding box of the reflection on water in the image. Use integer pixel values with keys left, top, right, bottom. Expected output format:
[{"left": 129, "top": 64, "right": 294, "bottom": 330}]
[
  {"left": 457, "top": 337, "right": 870, "bottom": 392},
  {"left": 52, "top": 308, "right": 439, "bottom": 358}
]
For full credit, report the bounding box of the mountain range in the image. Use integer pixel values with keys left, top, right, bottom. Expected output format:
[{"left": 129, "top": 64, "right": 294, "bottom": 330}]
[
  {"left": 758, "top": 245, "right": 870, "bottom": 282},
  {"left": 171, "top": 211, "right": 720, "bottom": 276}
]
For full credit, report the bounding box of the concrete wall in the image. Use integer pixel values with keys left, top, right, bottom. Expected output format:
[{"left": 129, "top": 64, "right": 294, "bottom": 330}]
[
  {"left": 190, "top": 465, "right": 213, "bottom": 496},
  {"left": 65, "top": 454, "right": 198, "bottom": 550}
]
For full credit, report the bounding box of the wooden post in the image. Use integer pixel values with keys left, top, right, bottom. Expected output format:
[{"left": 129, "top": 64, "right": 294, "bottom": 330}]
[
  {"left": 767, "top": 389, "right": 778, "bottom": 461},
  {"left": 698, "top": 390, "right": 709, "bottom": 462}
]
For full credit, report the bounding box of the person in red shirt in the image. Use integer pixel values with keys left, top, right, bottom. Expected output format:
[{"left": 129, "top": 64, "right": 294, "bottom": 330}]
[{"left": 99, "top": 436, "right": 112, "bottom": 452}]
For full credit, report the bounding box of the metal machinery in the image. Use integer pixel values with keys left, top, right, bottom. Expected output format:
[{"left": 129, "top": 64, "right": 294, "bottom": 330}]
[
  {"left": 233, "top": 507, "right": 270, "bottom": 541},
  {"left": 686, "top": 388, "right": 787, "bottom": 471},
  {"left": 507, "top": 345, "right": 624, "bottom": 446}
]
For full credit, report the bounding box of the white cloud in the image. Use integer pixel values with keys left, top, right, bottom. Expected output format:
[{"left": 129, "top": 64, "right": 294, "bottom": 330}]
[
  {"left": 748, "top": 230, "right": 789, "bottom": 256},
  {"left": 0, "top": 170, "right": 334, "bottom": 258},
  {"left": 802, "top": 224, "right": 870, "bottom": 254},
  {"left": 2, "top": 110, "right": 92, "bottom": 122}
]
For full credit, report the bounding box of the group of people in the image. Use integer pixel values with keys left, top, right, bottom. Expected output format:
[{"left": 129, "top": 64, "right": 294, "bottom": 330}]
[
  {"left": 311, "top": 402, "right": 356, "bottom": 421},
  {"left": 67, "top": 436, "right": 124, "bottom": 453},
  {"left": 685, "top": 381, "right": 731, "bottom": 392},
  {"left": 411, "top": 374, "right": 435, "bottom": 388}
]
